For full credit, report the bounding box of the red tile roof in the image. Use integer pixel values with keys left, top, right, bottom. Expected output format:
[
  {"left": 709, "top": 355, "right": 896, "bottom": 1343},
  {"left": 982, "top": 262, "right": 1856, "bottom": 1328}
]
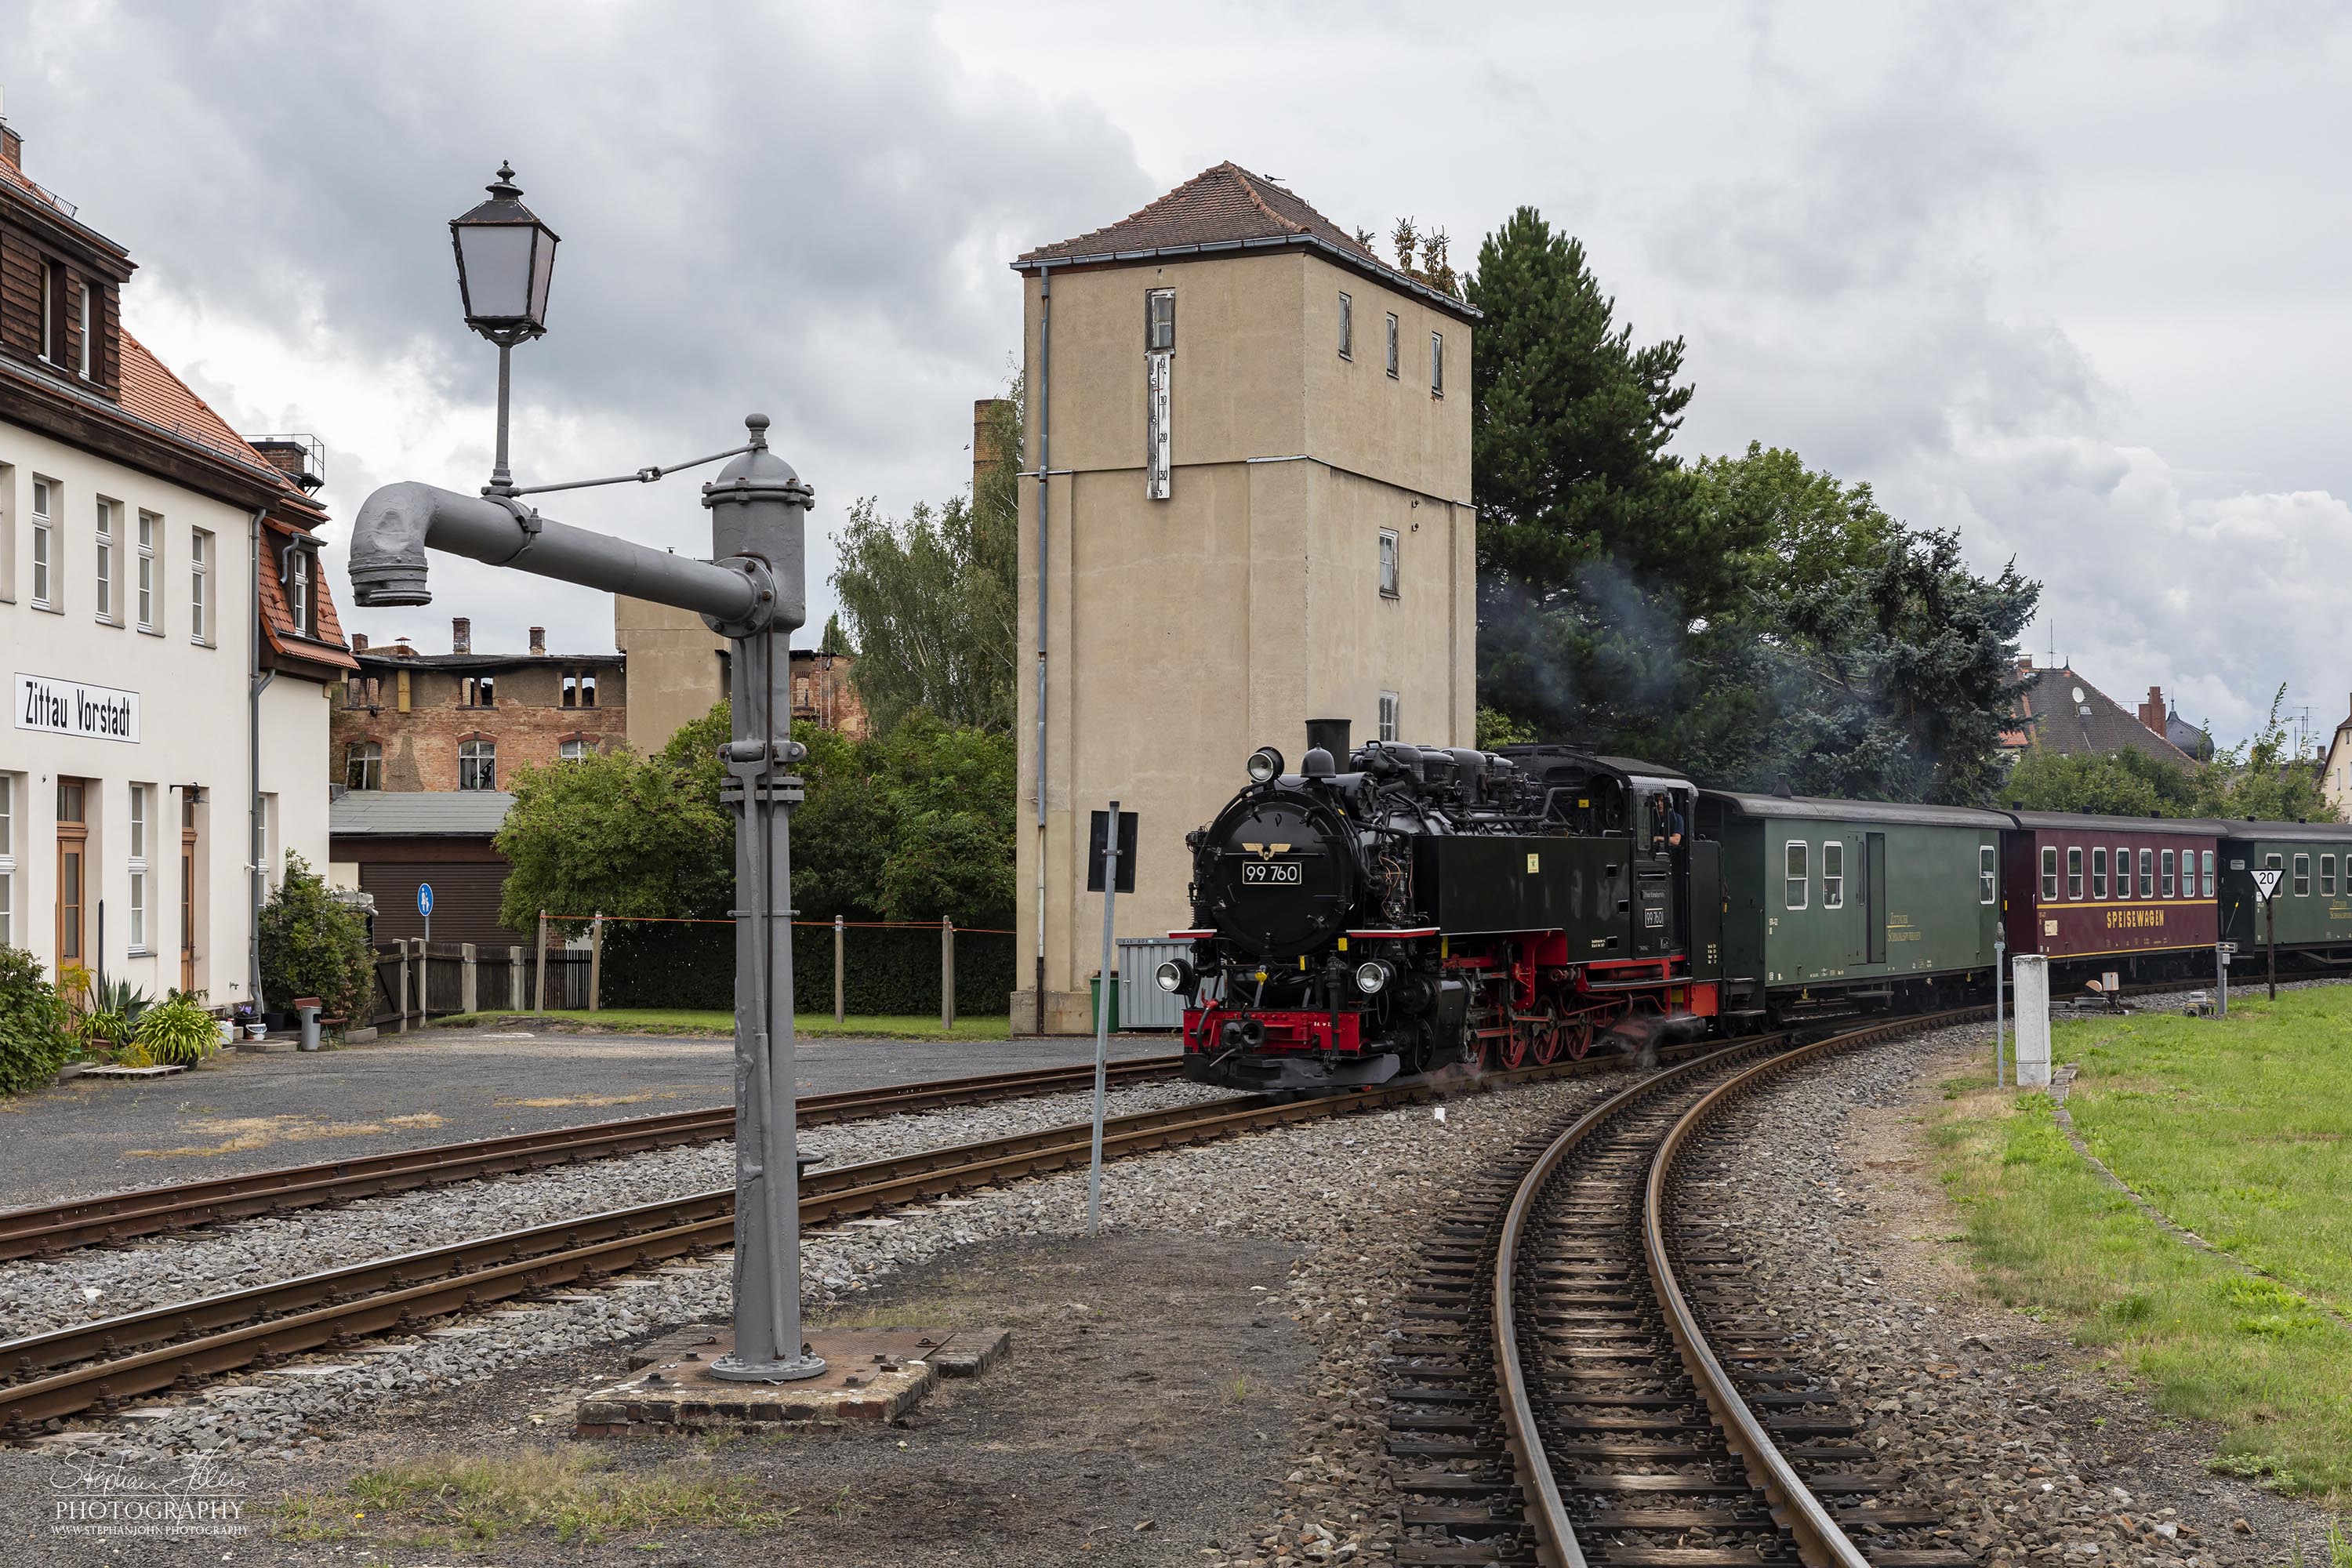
[{"left": 1015, "top": 162, "right": 1477, "bottom": 321}]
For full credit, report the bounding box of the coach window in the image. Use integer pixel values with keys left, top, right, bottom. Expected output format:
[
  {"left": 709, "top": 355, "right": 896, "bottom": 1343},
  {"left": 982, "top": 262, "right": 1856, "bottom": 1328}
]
[
  {"left": 2202, "top": 850, "right": 2216, "bottom": 898},
  {"left": 2295, "top": 853, "right": 2311, "bottom": 897},
  {"left": 1785, "top": 842, "right": 1809, "bottom": 909},
  {"left": 2067, "top": 846, "right": 2083, "bottom": 899},
  {"left": 1979, "top": 844, "right": 1997, "bottom": 904},
  {"left": 2325, "top": 855, "right": 2337, "bottom": 897},
  {"left": 2040, "top": 846, "right": 2058, "bottom": 902},
  {"left": 1822, "top": 842, "right": 1845, "bottom": 908},
  {"left": 2092, "top": 847, "right": 2107, "bottom": 900},
  {"left": 2139, "top": 848, "right": 2154, "bottom": 899},
  {"left": 2161, "top": 849, "right": 2176, "bottom": 898}
]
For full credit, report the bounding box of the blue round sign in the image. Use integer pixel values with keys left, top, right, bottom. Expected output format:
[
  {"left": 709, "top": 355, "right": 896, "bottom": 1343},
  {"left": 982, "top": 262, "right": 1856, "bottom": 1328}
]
[{"left": 416, "top": 882, "right": 434, "bottom": 917}]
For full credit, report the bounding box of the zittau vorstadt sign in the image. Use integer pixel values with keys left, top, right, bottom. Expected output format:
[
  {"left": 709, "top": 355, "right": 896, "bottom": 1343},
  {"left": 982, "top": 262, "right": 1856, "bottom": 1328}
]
[{"left": 14, "top": 673, "right": 140, "bottom": 744}]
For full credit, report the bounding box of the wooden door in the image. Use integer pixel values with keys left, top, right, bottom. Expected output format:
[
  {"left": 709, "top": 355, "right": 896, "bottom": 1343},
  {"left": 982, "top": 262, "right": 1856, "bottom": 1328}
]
[
  {"left": 56, "top": 779, "right": 86, "bottom": 967},
  {"left": 180, "top": 792, "right": 198, "bottom": 993}
]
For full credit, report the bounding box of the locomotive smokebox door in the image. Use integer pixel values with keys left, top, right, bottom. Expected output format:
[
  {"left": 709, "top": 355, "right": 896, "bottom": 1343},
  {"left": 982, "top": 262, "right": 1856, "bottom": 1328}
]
[{"left": 1089, "top": 811, "right": 1139, "bottom": 894}]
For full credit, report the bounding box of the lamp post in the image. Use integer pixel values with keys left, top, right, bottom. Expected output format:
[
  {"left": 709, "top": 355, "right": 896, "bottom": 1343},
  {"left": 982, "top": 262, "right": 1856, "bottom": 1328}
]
[
  {"left": 352, "top": 169, "right": 823, "bottom": 1385},
  {"left": 448, "top": 163, "right": 560, "bottom": 496}
]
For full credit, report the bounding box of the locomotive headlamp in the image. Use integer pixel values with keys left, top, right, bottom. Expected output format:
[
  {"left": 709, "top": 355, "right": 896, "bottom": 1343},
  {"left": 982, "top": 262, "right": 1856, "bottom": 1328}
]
[
  {"left": 1246, "top": 746, "right": 1285, "bottom": 784},
  {"left": 1155, "top": 958, "right": 1194, "bottom": 995},
  {"left": 1354, "top": 960, "right": 1392, "bottom": 995}
]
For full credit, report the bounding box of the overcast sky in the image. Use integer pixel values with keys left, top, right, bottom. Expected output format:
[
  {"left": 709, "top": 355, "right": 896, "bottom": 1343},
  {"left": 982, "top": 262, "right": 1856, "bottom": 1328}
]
[{"left": 13, "top": 2, "right": 2350, "bottom": 747}]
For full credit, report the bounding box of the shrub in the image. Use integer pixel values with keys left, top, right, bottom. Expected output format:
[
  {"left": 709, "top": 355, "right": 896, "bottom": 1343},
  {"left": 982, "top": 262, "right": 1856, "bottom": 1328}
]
[
  {"left": 259, "top": 852, "right": 373, "bottom": 1018},
  {"left": 134, "top": 994, "right": 222, "bottom": 1067},
  {"left": 0, "top": 946, "right": 75, "bottom": 1094}
]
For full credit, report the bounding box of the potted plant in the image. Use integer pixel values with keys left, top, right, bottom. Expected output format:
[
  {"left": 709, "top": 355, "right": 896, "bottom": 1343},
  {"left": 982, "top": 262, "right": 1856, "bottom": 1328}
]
[{"left": 136, "top": 994, "right": 226, "bottom": 1069}]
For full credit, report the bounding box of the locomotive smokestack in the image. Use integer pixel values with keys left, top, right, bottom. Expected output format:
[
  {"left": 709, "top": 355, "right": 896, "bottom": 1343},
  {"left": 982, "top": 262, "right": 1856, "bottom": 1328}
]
[{"left": 1305, "top": 717, "right": 1352, "bottom": 762}]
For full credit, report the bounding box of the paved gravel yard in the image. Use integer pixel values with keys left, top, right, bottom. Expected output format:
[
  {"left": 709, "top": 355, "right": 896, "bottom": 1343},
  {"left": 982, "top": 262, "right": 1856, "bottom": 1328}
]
[
  {"left": 1704, "top": 1018, "right": 2344, "bottom": 1567},
  {"left": 0, "top": 1027, "right": 1174, "bottom": 1211}
]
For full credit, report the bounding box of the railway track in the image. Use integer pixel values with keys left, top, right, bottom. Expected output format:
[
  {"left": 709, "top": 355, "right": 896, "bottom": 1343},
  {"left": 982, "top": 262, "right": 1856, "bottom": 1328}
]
[
  {"left": 0, "top": 1055, "right": 1185, "bottom": 1261},
  {"left": 1392, "top": 1011, "right": 1987, "bottom": 1568},
  {"left": 0, "top": 1037, "right": 1693, "bottom": 1436}
]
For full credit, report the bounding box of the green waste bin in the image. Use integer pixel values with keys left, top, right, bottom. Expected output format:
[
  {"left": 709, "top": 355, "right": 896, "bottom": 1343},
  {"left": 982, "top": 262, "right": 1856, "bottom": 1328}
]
[{"left": 1088, "top": 973, "right": 1120, "bottom": 1033}]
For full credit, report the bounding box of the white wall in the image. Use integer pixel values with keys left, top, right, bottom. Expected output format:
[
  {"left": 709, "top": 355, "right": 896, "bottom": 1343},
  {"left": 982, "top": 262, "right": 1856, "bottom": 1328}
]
[{"left": 0, "top": 421, "right": 317, "bottom": 1007}]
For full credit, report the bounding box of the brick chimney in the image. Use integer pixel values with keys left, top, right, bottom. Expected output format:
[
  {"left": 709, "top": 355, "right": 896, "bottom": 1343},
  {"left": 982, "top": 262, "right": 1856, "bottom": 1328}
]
[
  {"left": 973, "top": 397, "right": 1011, "bottom": 495},
  {"left": 350, "top": 632, "right": 369, "bottom": 653},
  {"left": 528, "top": 626, "right": 546, "bottom": 657},
  {"left": 452, "top": 616, "right": 471, "bottom": 655},
  {"left": 2138, "top": 685, "right": 2165, "bottom": 736}
]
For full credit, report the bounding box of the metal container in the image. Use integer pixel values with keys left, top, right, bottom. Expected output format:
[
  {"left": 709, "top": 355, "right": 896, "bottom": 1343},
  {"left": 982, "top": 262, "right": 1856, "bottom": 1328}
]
[{"left": 1116, "top": 938, "right": 1221, "bottom": 1030}]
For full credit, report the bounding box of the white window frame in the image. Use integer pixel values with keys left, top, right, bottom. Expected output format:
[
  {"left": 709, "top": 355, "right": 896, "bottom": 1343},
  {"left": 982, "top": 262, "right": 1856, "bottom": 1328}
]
[
  {"left": 1378, "top": 528, "right": 1400, "bottom": 599},
  {"left": 2041, "top": 845, "right": 2058, "bottom": 902},
  {"left": 191, "top": 527, "right": 212, "bottom": 644},
  {"left": 1821, "top": 840, "right": 1845, "bottom": 909},
  {"left": 459, "top": 738, "right": 497, "bottom": 792},
  {"left": 1377, "top": 691, "right": 1400, "bottom": 742},
  {"left": 1430, "top": 330, "right": 1444, "bottom": 396},
  {"left": 94, "top": 498, "right": 117, "bottom": 624},
  {"left": 127, "top": 783, "right": 149, "bottom": 953},
  {"left": 0, "top": 774, "right": 14, "bottom": 948},
  {"left": 1337, "top": 291, "right": 1352, "bottom": 360},
  {"left": 31, "top": 477, "right": 55, "bottom": 610},
  {"left": 136, "top": 511, "right": 159, "bottom": 632},
  {"left": 1979, "top": 844, "right": 1997, "bottom": 905},
  {"left": 2294, "top": 852, "right": 2310, "bottom": 897},
  {"left": 1385, "top": 312, "right": 1399, "bottom": 378},
  {"left": 2067, "top": 845, "right": 2084, "bottom": 900},
  {"left": 2092, "top": 846, "right": 2107, "bottom": 900},
  {"left": 1785, "top": 841, "right": 1809, "bottom": 909},
  {"left": 2203, "top": 850, "right": 2216, "bottom": 898},
  {"left": 287, "top": 546, "right": 310, "bottom": 637}
]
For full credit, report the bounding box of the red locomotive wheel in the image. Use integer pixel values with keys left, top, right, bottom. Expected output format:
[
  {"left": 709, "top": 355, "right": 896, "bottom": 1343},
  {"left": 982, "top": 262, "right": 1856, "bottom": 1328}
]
[
  {"left": 1563, "top": 1014, "right": 1595, "bottom": 1061},
  {"left": 1495, "top": 1014, "right": 1530, "bottom": 1069},
  {"left": 1527, "top": 1000, "right": 1563, "bottom": 1066}
]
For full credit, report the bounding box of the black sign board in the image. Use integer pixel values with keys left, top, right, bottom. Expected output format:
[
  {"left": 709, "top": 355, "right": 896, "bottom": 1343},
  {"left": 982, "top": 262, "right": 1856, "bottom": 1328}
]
[{"left": 1087, "top": 810, "right": 1138, "bottom": 894}]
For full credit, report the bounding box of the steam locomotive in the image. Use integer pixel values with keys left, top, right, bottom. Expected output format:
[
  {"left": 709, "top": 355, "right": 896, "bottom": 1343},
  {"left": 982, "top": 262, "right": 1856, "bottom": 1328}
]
[{"left": 1160, "top": 719, "right": 1719, "bottom": 1091}]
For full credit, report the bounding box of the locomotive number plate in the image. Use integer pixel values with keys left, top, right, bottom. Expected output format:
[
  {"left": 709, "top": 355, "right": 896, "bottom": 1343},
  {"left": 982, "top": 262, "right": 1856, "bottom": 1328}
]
[{"left": 1241, "top": 862, "right": 1303, "bottom": 885}]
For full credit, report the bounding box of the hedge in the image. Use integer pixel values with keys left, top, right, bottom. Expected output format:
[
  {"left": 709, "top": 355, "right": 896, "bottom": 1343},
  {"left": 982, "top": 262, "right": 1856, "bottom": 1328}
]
[{"left": 600, "top": 920, "right": 1017, "bottom": 1016}]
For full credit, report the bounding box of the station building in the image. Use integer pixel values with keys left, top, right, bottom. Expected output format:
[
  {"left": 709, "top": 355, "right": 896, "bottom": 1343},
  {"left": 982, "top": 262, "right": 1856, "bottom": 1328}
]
[
  {"left": 0, "top": 104, "right": 352, "bottom": 1004},
  {"left": 1009, "top": 162, "right": 1478, "bottom": 1032}
]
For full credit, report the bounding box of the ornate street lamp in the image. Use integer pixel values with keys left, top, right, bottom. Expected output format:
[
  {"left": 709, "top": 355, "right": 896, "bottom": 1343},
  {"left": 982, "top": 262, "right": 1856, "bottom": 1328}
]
[{"left": 448, "top": 162, "right": 561, "bottom": 495}]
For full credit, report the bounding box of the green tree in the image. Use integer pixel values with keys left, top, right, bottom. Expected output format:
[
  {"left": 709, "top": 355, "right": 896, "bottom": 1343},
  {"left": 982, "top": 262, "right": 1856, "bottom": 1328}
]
[
  {"left": 831, "top": 382, "right": 1020, "bottom": 733},
  {"left": 495, "top": 721, "right": 732, "bottom": 935},
  {"left": 257, "top": 853, "right": 375, "bottom": 1018},
  {"left": 1468, "top": 208, "right": 1759, "bottom": 757}
]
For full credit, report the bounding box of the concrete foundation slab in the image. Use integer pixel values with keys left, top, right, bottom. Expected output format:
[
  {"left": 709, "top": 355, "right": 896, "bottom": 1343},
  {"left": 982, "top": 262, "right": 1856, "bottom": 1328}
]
[{"left": 580, "top": 1326, "right": 1010, "bottom": 1436}]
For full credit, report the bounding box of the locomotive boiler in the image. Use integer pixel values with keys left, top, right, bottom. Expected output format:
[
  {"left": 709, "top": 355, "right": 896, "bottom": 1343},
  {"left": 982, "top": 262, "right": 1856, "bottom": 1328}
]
[{"left": 1160, "top": 720, "right": 1723, "bottom": 1092}]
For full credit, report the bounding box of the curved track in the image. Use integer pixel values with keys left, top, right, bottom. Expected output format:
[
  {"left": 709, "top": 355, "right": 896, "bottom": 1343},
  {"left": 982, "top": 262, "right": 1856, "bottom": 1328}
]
[
  {"left": 0, "top": 1056, "right": 1186, "bottom": 1261},
  {"left": 1392, "top": 1012, "right": 1985, "bottom": 1568}
]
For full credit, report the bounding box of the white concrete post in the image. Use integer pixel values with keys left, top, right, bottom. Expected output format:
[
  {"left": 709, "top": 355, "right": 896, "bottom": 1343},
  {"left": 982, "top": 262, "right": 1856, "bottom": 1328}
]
[{"left": 2013, "top": 953, "right": 2053, "bottom": 1087}]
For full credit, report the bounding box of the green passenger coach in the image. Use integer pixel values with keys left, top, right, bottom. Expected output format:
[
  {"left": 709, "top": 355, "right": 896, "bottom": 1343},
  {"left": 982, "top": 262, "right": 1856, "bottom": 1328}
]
[{"left": 1697, "top": 792, "right": 2008, "bottom": 1023}]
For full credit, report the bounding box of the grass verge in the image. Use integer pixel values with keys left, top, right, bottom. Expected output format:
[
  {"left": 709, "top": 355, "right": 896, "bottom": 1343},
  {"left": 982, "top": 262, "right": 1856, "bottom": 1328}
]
[
  {"left": 430, "top": 1008, "right": 1012, "bottom": 1040},
  {"left": 1933, "top": 989, "right": 2352, "bottom": 1504},
  {"left": 276, "top": 1445, "right": 793, "bottom": 1548}
]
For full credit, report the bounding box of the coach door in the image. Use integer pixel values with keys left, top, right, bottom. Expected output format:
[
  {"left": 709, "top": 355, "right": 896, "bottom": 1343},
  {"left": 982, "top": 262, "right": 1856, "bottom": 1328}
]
[
  {"left": 1865, "top": 832, "right": 1888, "bottom": 964},
  {"left": 56, "top": 780, "right": 87, "bottom": 971}
]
